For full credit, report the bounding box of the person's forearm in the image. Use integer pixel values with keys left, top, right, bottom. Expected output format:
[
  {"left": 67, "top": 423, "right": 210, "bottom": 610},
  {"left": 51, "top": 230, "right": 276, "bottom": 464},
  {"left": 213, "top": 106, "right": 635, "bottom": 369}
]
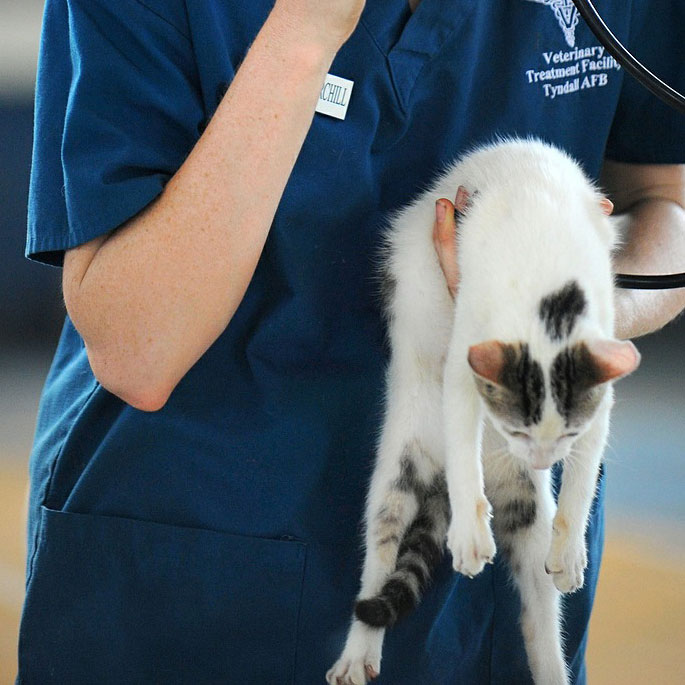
[
  {"left": 63, "top": 10, "right": 341, "bottom": 410},
  {"left": 613, "top": 198, "right": 685, "bottom": 339}
]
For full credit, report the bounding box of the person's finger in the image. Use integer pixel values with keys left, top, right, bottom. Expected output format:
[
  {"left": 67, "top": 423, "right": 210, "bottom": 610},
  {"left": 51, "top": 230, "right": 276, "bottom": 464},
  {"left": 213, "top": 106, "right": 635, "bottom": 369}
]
[
  {"left": 433, "top": 198, "right": 459, "bottom": 298},
  {"left": 433, "top": 198, "right": 455, "bottom": 246}
]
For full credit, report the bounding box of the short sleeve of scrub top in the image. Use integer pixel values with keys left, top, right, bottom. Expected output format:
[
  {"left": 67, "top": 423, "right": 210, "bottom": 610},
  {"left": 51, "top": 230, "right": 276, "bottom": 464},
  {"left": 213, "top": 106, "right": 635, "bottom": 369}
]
[
  {"left": 19, "top": 1, "right": 685, "bottom": 684},
  {"left": 26, "top": 0, "right": 205, "bottom": 265}
]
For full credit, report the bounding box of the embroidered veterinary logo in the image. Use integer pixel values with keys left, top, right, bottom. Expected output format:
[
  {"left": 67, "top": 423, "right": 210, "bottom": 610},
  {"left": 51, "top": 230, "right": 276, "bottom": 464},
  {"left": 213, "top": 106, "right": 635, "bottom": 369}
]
[{"left": 527, "top": 0, "right": 579, "bottom": 47}]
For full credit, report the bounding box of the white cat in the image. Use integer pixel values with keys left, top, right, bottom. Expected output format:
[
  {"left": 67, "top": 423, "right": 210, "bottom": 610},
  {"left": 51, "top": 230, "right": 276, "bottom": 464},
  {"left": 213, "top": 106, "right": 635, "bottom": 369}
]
[{"left": 327, "top": 139, "right": 640, "bottom": 685}]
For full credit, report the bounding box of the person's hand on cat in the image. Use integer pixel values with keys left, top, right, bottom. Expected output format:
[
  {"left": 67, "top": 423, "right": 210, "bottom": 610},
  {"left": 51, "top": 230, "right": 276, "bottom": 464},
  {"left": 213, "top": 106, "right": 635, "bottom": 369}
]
[{"left": 433, "top": 186, "right": 469, "bottom": 299}]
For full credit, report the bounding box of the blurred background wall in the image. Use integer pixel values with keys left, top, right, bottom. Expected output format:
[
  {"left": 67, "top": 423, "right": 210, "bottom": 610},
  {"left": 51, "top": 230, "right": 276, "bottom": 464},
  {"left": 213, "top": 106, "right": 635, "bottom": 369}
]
[
  {"left": 1, "top": 2, "right": 63, "bottom": 345},
  {"left": 0, "top": 2, "right": 683, "bottom": 683},
  {"left": 1, "top": 2, "right": 69, "bottom": 678}
]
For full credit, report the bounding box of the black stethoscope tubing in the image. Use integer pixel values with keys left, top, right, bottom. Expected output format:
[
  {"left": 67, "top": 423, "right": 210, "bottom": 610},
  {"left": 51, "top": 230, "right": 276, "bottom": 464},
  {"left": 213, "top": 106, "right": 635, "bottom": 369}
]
[
  {"left": 571, "top": 0, "right": 685, "bottom": 289},
  {"left": 572, "top": 0, "right": 685, "bottom": 114}
]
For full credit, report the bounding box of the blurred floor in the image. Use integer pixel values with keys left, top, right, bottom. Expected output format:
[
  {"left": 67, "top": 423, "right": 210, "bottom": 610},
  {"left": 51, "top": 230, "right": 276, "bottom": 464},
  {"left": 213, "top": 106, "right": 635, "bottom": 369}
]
[
  {"left": 588, "top": 530, "right": 685, "bottom": 684},
  {"left": 0, "top": 348, "right": 50, "bottom": 684},
  {"left": 0, "top": 464, "right": 26, "bottom": 683}
]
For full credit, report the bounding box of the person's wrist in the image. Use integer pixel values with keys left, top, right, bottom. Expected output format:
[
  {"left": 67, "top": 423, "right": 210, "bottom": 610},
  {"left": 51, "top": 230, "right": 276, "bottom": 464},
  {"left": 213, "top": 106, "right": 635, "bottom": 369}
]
[
  {"left": 266, "top": 6, "right": 345, "bottom": 68},
  {"left": 613, "top": 287, "right": 637, "bottom": 339}
]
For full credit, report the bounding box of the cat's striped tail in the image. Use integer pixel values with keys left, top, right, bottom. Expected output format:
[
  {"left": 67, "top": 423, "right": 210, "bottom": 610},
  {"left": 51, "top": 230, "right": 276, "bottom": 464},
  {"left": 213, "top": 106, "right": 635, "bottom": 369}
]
[{"left": 355, "top": 484, "right": 450, "bottom": 628}]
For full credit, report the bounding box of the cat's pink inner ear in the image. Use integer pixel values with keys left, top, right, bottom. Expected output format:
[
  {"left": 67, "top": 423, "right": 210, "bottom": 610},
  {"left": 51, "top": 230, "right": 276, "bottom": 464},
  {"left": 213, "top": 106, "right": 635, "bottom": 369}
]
[
  {"left": 468, "top": 341, "right": 505, "bottom": 383},
  {"left": 586, "top": 339, "right": 641, "bottom": 382},
  {"left": 599, "top": 197, "right": 614, "bottom": 216},
  {"left": 455, "top": 186, "right": 470, "bottom": 213}
]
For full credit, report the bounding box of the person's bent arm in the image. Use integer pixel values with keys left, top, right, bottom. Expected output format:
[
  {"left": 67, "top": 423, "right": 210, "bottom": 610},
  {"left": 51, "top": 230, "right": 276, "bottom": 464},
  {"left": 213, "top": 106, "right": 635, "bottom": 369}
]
[
  {"left": 602, "top": 161, "right": 685, "bottom": 339},
  {"left": 62, "top": 1, "right": 365, "bottom": 412},
  {"left": 432, "top": 163, "right": 685, "bottom": 341}
]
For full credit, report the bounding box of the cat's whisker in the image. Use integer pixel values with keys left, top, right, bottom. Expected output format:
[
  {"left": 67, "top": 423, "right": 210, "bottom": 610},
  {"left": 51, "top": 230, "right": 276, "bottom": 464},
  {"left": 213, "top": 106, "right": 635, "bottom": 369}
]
[
  {"left": 483, "top": 446, "right": 511, "bottom": 460},
  {"left": 564, "top": 449, "right": 592, "bottom": 473}
]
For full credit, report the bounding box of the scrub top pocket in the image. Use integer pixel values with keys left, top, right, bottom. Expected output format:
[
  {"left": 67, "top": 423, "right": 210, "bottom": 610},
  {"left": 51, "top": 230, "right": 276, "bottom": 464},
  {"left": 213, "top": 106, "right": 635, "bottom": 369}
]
[{"left": 17, "top": 506, "right": 307, "bottom": 684}]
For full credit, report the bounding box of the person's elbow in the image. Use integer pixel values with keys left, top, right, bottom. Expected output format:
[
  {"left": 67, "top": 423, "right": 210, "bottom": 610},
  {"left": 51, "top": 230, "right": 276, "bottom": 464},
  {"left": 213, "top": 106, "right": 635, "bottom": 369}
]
[
  {"left": 66, "top": 299, "right": 177, "bottom": 412},
  {"left": 62, "top": 235, "right": 178, "bottom": 412},
  {"left": 85, "top": 342, "right": 175, "bottom": 412}
]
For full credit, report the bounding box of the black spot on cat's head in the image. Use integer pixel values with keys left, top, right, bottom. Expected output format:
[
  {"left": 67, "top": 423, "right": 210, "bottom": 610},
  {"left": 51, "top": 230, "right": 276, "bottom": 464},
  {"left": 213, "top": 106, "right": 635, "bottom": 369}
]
[
  {"left": 551, "top": 343, "right": 603, "bottom": 425},
  {"left": 539, "top": 281, "right": 587, "bottom": 341},
  {"left": 475, "top": 343, "right": 545, "bottom": 426}
]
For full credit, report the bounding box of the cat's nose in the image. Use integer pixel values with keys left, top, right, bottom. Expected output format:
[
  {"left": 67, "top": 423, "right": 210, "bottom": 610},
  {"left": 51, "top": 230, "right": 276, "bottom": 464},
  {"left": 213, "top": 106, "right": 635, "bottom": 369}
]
[{"left": 530, "top": 447, "right": 555, "bottom": 470}]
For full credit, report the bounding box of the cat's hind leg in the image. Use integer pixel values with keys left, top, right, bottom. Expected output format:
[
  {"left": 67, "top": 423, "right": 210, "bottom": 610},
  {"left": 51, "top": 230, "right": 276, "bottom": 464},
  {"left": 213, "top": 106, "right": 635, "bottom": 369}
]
[
  {"left": 328, "top": 238, "right": 452, "bottom": 684},
  {"left": 325, "top": 619, "right": 384, "bottom": 685},
  {"left": 326, "top": 485, "right": 450, "bottom": 685},
  {"left": 355, "top": 459, "right": 449, "bottom": 627},
  {"left": 327, "top": 377, "right": 446, "bottom": 684},
  {"left": 492, "top": 465, "right": 569, "bottom": 685},
  {"left": 326, "top": 456, "right": 422, "bottom": 684}
]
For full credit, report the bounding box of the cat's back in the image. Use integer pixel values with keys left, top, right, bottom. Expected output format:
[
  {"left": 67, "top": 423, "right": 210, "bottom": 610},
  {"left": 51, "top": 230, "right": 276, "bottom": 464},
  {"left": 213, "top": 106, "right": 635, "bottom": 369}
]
[
  {"left": 383, "top": 139, "right": 617, "bottom": 345},
  {"left": 452, "top": 139, "right": 616, "bottom": 337}
]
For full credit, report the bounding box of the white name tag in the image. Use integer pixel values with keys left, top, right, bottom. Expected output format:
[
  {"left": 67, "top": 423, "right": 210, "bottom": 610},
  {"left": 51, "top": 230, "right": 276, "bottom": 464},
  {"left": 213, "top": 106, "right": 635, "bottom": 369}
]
[{"left": 316, "top": 73, "right": 354, "bottom": 120}]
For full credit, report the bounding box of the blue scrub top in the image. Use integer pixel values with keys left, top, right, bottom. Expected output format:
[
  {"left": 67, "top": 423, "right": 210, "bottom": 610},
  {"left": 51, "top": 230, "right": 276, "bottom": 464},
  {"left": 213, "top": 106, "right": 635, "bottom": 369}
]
[{"left": 19, "top": 1, "right": 685, "bottom": 683}]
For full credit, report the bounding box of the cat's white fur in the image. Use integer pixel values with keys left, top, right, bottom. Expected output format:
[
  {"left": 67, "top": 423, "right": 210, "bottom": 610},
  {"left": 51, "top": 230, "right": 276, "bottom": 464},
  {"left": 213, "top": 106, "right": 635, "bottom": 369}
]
[{"left": 327, "top": 139, "right": 639, "bottom": 685}]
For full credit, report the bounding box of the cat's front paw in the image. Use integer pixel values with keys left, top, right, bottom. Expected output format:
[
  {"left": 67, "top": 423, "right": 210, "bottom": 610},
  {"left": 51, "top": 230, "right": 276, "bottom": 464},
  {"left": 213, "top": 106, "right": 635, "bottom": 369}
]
[
  {"left": 545, "top": 519, "right": 587, "bottom": 593},
  {"left": 447, "top": 497, "right": 496, "bottom": 578}
]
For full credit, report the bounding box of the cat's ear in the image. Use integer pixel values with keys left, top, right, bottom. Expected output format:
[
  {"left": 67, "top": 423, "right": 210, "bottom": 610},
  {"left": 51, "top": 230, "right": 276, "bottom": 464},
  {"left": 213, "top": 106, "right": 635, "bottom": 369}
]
[
  {"left": 455, "top": 186, "right": 478, "bottom": 216},
  {"left": 468, "top": 340, "right": 506, "bottom": 384},
  {"left": 599, "top": 197, "right": 614, "bottom": 216},
  {"left": 585, "top": 339, "right": 641, "bottom": 383},
  {"left": 455, "top": 186, "right": 470, "bottom": 214}
]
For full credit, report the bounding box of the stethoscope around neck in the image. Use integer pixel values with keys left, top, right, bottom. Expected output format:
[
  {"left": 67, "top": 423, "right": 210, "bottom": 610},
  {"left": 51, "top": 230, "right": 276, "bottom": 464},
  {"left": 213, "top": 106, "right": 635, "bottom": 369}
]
[{"left": 571, "top": 0, "right": 685, "bottom": 289}]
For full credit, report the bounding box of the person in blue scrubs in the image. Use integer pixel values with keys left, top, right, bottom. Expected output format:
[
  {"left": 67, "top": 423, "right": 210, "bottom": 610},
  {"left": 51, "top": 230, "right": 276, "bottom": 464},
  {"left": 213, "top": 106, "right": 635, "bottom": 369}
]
[{"left": 18, "top": 1, "right": 685, "bottom": 683}]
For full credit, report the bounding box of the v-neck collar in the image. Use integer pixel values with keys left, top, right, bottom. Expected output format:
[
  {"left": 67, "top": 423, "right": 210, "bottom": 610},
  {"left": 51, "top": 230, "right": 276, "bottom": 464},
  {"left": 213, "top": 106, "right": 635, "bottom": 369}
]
[
  {"left": 361, "top": 0, "right": 476, "bottom": 110},
  {"left": 362, "top": 0, "right": 473, "bottom": 57}
]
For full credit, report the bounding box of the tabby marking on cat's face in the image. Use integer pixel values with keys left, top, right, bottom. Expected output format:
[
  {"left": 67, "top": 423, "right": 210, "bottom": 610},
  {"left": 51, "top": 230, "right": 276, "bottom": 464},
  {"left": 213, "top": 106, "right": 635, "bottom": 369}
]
[
  {"left": 550, "top": 343, "right": 605, "bottom": 427},
  {"left": 472, "top": 343, "right": 545, "bottom": 427},
  {"left": 470, "top": 341, "right": 604, "bottom": 470}
]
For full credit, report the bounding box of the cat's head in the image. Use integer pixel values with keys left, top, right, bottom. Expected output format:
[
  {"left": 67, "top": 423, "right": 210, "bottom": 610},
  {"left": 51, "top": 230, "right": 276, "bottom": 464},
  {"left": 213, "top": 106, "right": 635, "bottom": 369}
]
[{"left": 468, "top": 338, "right": 640, "bottom": 470}]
